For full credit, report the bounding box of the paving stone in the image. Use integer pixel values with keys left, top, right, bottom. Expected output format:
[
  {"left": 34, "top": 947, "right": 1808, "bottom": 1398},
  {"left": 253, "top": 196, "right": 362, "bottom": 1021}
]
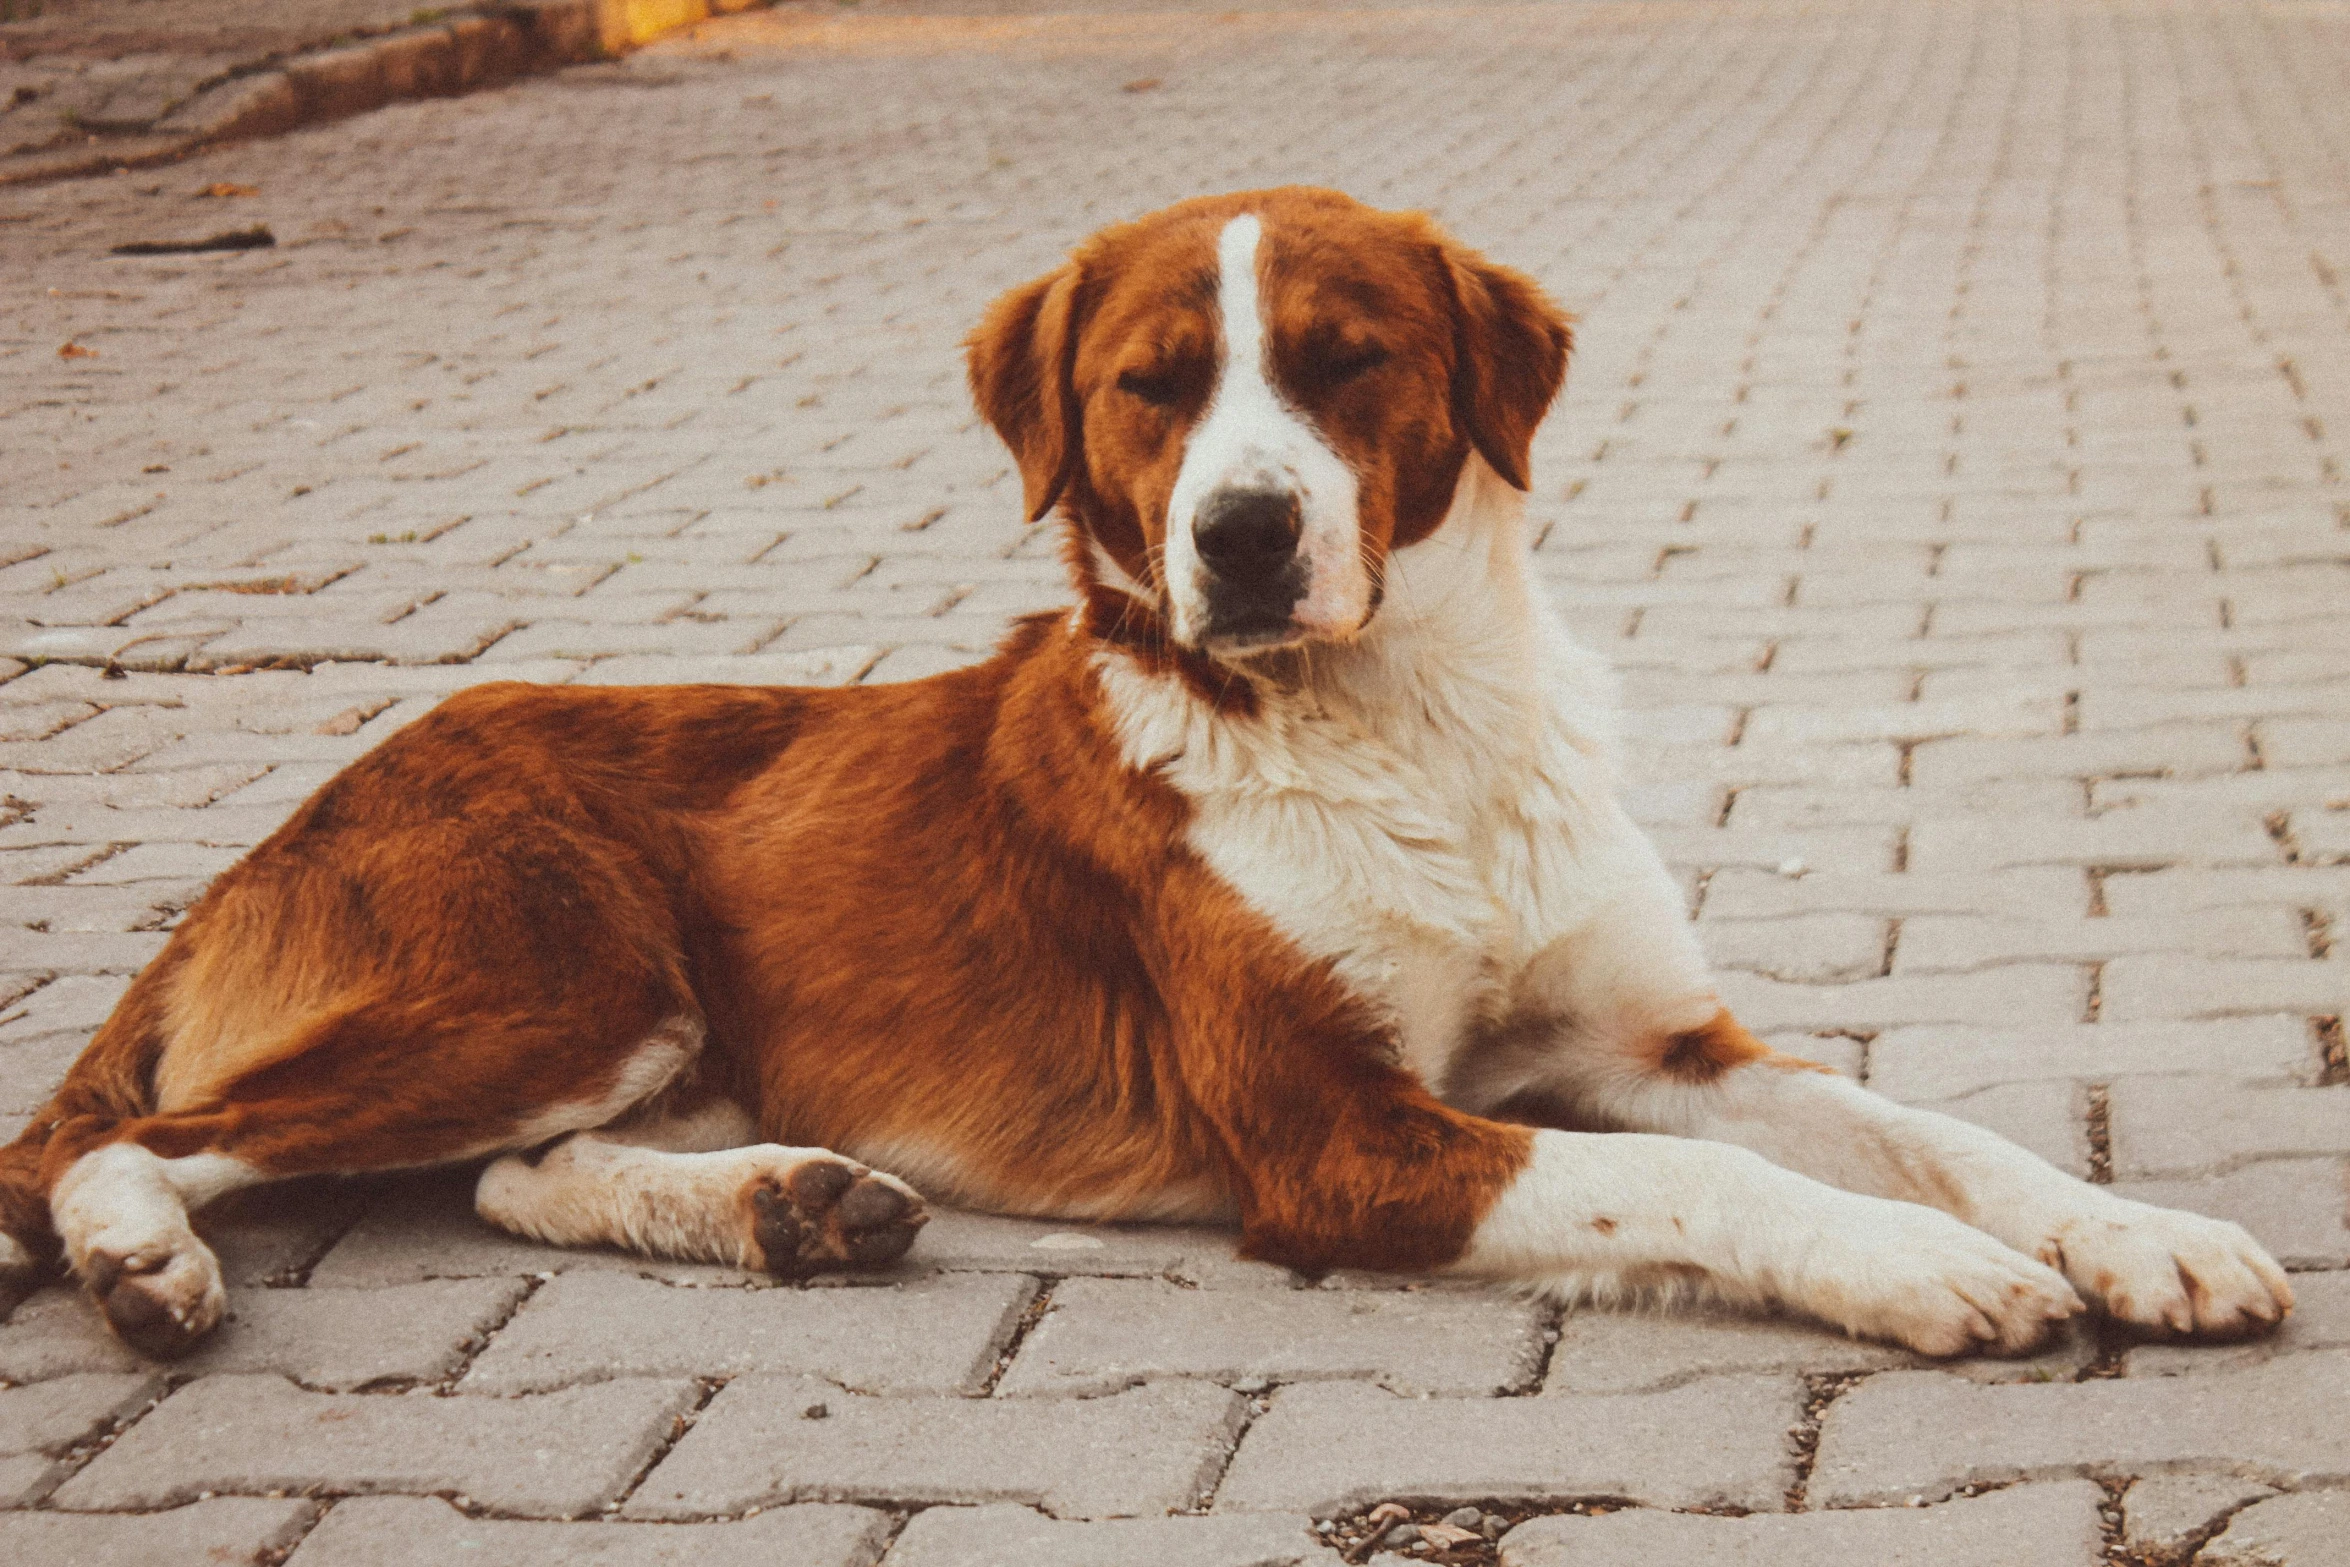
[
  {"left": 626, "top": 1374, "right": 1244, "bottom": 1521},
  {"left": 194, "top": 1176, "right": 384, "bottom": 1287},
  {"left": 463, "top": 1271, "right": 1034, "bottom": 1394},
  {"left": 995, "top": 1276, "right": 1545, "bottom": 1398},
  {"left": 1542, "top": 1306, "right": 2092, "bottom": 1395},
  {"left": 1811, "top": 1353, "right": 2350, "bottom": 1506},
  {"left": 2122, "top": 1271, "right": 2350, "bottom": 1376},
  {"left": 1498, "top": 1480, "right": 2108, "bottom": 1567},
  {"left": 52, "top": 1373, "right": 700, "bottom": 1517},
  {"left": 2108, "top": 1078, "right": 2350, "bottom": 1177},
  {"left": 2101, "top": 956, "right": 2350, "bottom": 1023},
  {"left": 0, "top": 1370, "right": 161, "bottom": 1504},
  {"left": 2110, "top": 1163, "right": 2350, "bottom": 1270},
  {"left": 1714, "top": 967, "right": 2086, "bottom": 1032},
  {"left": 2194, "top": 1491, "right": 2350, "bottom": 1566},
  {"left": 1703, "top": 913, "right": 1890, "bottom": 984},
  {"left": 0, "top": 1497, "right": 318, "bottom": 1567},
  {"left": 1894, "top": 910, "right": 2311, "bottom": 972},
  {"left": 286, "top": 1495, "right": 890, "bottom": 1566},
  {"left": 884, "top": 1503, "right": 1344, "bottom": 1567},
  {"left": 0, "top": 1278, "right": 528, "bottom": 1387},
  {"left": 1867, "top": 1019, "right": 2311, "bottom": 1101},
  {"left": 1215, "top": 1376, "right": 1802, "bottom": 1515},
  {"left": 2123, "top": 1476, "right": 2277, "bottom": 1563}
]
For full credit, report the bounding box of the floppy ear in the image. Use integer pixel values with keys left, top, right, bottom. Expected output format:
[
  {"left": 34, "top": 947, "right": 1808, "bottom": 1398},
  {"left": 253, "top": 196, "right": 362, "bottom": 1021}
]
[
  {"left": 966, "top": 265, "right": 1084, "bottom": 524},
  {"left": 1442, "top": 247, "right": 1573, "bottom": 491}
]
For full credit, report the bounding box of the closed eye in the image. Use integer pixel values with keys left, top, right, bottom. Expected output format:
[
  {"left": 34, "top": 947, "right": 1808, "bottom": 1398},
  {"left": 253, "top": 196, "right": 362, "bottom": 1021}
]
[
  {"left": 1117, "top": 367, "right": 1186, "bottom": 407},
  {"left": 1321, "top": 343, "right": 1389, "bottom": 382}
]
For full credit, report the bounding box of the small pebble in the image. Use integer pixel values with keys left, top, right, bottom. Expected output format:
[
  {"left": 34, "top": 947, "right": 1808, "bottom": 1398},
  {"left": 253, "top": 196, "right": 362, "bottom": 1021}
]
[
  {"left": 802, "top": 1401, "right": 829, "bottom": 1420},
  {"left": 1382, "top": 1523, "right": 1420, "bottom": 1547},
  {"left": 1481, "top": 1517, "right": 1505, "bottom": 1540},
  {"left": 1441, "top": 1506, "right": 1482, "bottom": 1529}
]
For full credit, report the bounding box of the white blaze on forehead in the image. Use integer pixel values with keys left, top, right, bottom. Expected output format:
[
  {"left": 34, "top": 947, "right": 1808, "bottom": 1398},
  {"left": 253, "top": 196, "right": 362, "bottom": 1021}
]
[{"left": 1162, "top": 212, "right": 1369, "bottom": 648}]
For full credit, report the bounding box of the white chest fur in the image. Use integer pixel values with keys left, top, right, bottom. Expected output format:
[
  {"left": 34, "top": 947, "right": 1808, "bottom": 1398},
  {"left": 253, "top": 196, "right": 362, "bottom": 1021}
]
[{"left": 1097, "top": 462, "right": 1678, "bottom": 1091}]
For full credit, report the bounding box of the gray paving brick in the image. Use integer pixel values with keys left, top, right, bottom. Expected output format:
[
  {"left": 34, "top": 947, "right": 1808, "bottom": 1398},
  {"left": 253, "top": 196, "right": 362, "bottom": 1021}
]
[
  {"left": 1714, "top": 967, "right": 2086, "bottom": 1032},
  {"left": 1866, "top": 1019, "right": 2312, "bottom": 1102},
  {"left": 1215, "top": 1376, "right": 1801, "bottom": 1515},
  {"left": 2122, "top": 1476, "right": 2277, "bottom": 1563},
  {"left": 286, "top": 1495, "right": 890, "bottom": 1567},
  {"left": 0, "top": 1370, "right": 161, "bottom": 1504},
  {"left": 2194, "top": 1491, "right": 2350, "bottom": 1567},
  {"left": 2100, "top": 956, "right": 2350, "bottom": 1023},
  {"left": 0, "top": 1278, "right": 529, "bottom": 1387},
  {"left": 1810, "top": 1353, "right": 2350, "bottom": 1507},
  {"left": 995, "top": 1277, "right": 1544, "bottom": 1398},
  {"left": 2121, "top": 1270, "right": 2350, "bottom": 1376},
  {"left": 625, "top": 1375, "right": 1244, "bottom": 1521},
  {"left": 2109, "top": 1078, "right": 2350, "bottom": 1177},
  {"left": 1542, "top": 1307, "right": 2091, "bottom": 1396},
  {"left": 52, "top": 1373, "right": 700, "bottom": 1516},
  {"left": 0, "top": 1497, "right": 318, "bottom": 1567},
  {"left": 884, "top": 1504, "right": 1342, "bottom": 1567},
  {"left": 463, "top": 1271, "right": 1034, "bottom": 1395},
  {"left": 2111, "top": 1162, "right": 2350, "bottom": 1270},
  {"left": 1498, "top": 1481, "right": 2107, "bottom": 1567}
]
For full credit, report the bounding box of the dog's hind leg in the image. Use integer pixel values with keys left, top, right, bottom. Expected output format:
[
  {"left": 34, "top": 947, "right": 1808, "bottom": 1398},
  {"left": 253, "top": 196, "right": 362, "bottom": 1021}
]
[
  {"left": 474, "top": 1097, "right": 928, "bottom": 1276},
  {"left": 36, "top": 999, "right": 709, "bottom": 1359}
]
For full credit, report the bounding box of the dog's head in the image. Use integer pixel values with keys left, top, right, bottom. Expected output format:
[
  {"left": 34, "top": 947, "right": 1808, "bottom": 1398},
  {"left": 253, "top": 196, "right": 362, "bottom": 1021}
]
[{"left": 967, "top": 187, "right": 1571, "bottom": 657}]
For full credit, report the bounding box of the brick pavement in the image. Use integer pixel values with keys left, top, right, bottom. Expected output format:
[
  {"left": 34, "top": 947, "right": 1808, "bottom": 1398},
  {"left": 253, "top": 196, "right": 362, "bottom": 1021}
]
[{"left": 2, "top": 0, "right": 2349, "bottom": 1560}]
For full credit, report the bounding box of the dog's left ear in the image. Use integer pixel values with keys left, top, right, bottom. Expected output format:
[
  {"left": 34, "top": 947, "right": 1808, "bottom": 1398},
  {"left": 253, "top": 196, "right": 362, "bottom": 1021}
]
[
  {"left": 966, "top": 264, "right": 1085, "bottom": 524},
  {"left": 1441, "top": 245, "right": 1573, "bottom": 492}
]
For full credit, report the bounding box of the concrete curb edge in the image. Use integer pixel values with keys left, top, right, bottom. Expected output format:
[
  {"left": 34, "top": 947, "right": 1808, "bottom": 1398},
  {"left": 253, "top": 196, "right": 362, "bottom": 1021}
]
[{"left": 0, "top": 0, "right": 765, "bottom": 188}]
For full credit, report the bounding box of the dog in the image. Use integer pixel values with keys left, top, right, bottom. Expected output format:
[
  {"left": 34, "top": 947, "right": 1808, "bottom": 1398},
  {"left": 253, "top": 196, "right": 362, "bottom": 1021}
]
[{"left": 0, "top": 187, "right": 2293, "bottom": 1361}]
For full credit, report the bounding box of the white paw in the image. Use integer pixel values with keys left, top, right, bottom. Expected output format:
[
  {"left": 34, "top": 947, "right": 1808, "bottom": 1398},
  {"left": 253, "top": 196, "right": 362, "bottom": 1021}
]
[
  {"left": 2034, "top": 1197, "right": 2293, "bottom": 1339},
  {"left": 1802, "top": 1201, "right": 2084, "bottom": 1358},
  {"left": 76, "top": 1232, "right": 226, "bottom": 1360}
]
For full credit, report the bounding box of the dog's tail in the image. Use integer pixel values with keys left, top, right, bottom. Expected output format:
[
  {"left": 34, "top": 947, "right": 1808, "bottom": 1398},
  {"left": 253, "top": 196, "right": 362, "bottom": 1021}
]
[{"left": 0, "top": 977, "right": 170, "bottom": 1287}]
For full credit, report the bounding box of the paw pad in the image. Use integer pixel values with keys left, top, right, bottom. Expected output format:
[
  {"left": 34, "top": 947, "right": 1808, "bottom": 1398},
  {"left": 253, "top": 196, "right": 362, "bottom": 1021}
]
[{"left": 748, "top": 1159, "right": 927, "bottom": 1277}]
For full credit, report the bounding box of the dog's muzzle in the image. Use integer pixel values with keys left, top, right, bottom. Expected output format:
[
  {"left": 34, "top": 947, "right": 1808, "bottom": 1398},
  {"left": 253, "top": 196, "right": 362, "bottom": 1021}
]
[{"left": 1192, "top": 485, "right": 1308, "bottom": 649}]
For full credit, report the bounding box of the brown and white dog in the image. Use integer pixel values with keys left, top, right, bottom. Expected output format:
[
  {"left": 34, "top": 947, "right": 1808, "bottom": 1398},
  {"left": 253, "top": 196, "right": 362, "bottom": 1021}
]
[{"left": 0, "top": 188, "right": 2294, "bottom": 1360}]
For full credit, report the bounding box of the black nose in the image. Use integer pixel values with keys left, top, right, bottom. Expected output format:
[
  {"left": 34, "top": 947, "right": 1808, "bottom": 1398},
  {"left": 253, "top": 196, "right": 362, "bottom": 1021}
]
[{"left": 1193, "top": 488, "right": 1303, "bottom": 580}]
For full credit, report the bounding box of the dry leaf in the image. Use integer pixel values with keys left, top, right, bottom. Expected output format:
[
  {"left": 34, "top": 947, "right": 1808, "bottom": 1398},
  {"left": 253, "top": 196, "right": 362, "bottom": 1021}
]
[
  {"left": 199, "top": 182, "right": 258, "bottom": 197},
  {"left": 57, "top": 341, "right": 96, "bottom": 360},
  {"left": 1418, "top": 1523, "right": 1480, "bottom": 1547},
  {"left": 1122, "top": 77, "right": 1163, "bottom": 92}
]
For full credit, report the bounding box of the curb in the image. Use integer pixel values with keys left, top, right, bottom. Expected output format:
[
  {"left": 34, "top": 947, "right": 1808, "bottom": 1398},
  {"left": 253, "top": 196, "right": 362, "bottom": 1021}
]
[{"left": 0, "top": 0, "right": 767, "bottom": 187}]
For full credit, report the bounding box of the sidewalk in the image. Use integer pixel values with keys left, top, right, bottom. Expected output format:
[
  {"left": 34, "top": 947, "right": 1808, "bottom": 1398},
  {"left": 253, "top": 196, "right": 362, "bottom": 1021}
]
[
  {"left": 2, "top": 0, "right": 2349, "bottom": 1562},
  {"left": 0, "top": 0, "right": 750, "bottom": 185}
]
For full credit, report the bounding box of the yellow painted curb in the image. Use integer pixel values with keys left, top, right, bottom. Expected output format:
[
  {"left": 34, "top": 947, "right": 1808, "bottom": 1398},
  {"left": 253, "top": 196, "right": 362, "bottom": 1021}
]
[{"left": 598, "top": 0, "right": 716, "bottom": 53}]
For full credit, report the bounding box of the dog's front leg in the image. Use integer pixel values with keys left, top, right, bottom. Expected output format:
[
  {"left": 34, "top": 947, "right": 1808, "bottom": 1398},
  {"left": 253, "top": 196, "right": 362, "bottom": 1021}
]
[
  {"left": 1152, "top": 866, "right": 2078, "bottom": 1357},
  {"left": 1581, "top": 1026, "right": 2296, "bottom": 1341},
  {"left": 1458, "top": 813, "right": 2293, "bottom": 1341},
  {"left": 1454, "top": 1127, "right": 2087, "bottom": 1355}
]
